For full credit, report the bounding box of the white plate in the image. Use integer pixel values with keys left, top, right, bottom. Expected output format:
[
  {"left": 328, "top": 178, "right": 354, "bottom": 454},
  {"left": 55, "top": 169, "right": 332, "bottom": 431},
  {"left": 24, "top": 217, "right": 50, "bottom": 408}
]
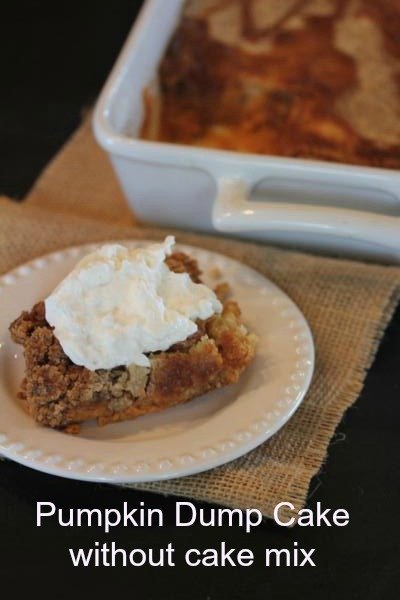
[{"left": 0, "top": 241, "right": 314, "bottom": 482}]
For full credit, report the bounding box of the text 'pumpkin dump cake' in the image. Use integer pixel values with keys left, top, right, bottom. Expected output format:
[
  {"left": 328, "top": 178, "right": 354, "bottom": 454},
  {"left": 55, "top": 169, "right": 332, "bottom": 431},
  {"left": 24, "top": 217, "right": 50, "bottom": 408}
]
[{"left": 9, "top": 238, "right": 256, "bottom": 433}]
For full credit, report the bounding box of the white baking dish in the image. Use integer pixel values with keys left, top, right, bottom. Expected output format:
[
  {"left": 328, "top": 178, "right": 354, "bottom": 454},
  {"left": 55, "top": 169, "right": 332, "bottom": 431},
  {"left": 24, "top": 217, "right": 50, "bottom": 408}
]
[{"left": 93, "top": 0, "right": 400, "bottom": 262}]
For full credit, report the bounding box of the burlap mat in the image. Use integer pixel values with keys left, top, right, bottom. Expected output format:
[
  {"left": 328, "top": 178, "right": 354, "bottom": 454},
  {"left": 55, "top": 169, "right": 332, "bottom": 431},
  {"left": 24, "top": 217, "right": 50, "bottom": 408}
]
[{"left": 2, "top": 118, "right": 400, "bottom": 519}]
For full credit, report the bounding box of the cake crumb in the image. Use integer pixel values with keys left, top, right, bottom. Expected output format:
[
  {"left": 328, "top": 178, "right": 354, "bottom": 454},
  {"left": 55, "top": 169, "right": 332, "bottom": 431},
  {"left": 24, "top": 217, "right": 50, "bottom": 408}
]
[{"left": 209, "top": 266, "right": 222, "bottom": 279}]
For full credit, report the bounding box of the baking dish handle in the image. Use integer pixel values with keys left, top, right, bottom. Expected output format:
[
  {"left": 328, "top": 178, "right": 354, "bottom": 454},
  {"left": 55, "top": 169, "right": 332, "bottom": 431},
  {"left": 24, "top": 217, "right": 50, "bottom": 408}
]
[{"left": 212, "top": 177, "right": 400, "bottom": 250}]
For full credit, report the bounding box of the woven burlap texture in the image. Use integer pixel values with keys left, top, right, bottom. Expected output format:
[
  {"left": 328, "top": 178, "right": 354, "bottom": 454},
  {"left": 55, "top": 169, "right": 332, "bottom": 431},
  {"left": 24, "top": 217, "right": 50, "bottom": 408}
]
[{"left": 1, "top": 118, "right": 400, "bottom": 519}]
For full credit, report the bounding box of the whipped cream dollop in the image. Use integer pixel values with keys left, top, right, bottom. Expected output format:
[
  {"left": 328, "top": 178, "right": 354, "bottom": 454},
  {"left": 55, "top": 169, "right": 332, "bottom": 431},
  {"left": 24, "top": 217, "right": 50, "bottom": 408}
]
[{"left": 44, "top": 237, "right": 222, "bottom": 370}]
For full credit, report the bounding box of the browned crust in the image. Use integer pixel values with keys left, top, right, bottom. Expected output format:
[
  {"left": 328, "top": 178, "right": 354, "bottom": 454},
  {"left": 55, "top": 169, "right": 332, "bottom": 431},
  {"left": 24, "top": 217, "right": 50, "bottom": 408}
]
[
  {"left": 165, "top": 251, "right": 202, "bottom": 282},
  {"left": 142, "top": 3, "right": 400, "bottom": 169},
  {"left": 9, "top": 252, "right": 256, "bottom": 431}
]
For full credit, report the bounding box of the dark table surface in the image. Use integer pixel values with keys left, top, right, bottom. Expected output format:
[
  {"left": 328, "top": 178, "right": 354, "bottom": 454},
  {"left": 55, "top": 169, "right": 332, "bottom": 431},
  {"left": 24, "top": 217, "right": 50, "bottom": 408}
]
[{"left": 1, "top": 2, "right": 400, "bottom": 598}]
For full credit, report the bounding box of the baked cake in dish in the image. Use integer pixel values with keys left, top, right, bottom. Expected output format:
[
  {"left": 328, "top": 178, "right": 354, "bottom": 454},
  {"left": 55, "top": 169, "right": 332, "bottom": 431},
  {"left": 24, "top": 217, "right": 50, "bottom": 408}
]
[
  {"left": 9, "top": 245, "right": 256, "bottom": 433},
  {"left": 142, "top": 0, "right": 400, "bottom": 169}
]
